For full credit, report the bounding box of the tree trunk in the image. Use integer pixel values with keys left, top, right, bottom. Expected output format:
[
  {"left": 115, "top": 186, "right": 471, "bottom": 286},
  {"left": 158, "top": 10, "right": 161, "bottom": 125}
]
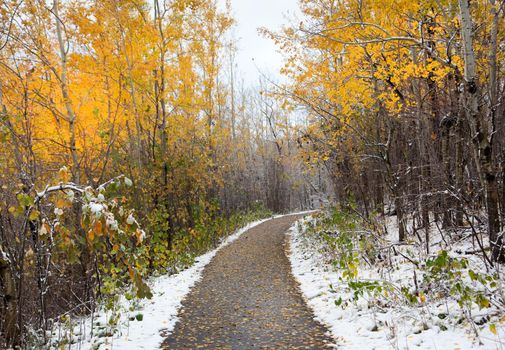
[
  {"left": 0, "top": 249, "right": 18, "bottom": 347},
  {"left": 54, "top": 0, "right": 80, "bottom": 184},
  {"left": 458, "top": 0, "right": 502, "bottom": 261}
]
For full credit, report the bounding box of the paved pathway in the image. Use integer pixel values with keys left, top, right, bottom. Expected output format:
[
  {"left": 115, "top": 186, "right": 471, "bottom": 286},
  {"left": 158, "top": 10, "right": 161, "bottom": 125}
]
[{"left": 161, "top": 214, "right": 334, "bottom": 349}]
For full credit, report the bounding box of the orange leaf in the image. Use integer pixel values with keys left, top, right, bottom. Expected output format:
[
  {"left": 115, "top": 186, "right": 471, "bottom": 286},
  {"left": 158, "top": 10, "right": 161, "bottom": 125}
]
[
  {"left": 419, "top": 293, "right": 426, "bottom": 304},
  {"left": 56, "top": 198, "right": 71, "bottom": 209},
  {"left": 93, "top": 220, "right": 103, "bottom": 236},
  {"left": 58, "top": 166, "right": 71, "bottom": 182},
  {"left": 87, "top": 230, "right": 95, "bottom": 242},
  {"left": 135, "top": 229, "right": 144, "bottom": 244}
]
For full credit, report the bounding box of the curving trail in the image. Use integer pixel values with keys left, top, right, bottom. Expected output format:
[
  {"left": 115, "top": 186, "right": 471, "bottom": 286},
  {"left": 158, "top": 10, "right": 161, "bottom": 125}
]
[{"left": 161, "top": 214, "right": 334, "bottom": 350}]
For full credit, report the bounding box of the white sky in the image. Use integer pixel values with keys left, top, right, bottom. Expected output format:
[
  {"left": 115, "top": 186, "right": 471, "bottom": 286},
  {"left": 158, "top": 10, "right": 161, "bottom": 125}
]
[{"left": 230, "top": 0, "right": 300, "bottom": 86}]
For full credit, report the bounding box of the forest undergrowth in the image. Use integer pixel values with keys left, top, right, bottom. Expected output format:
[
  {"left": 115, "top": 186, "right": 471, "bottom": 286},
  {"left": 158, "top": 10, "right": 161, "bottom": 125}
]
[
  {"left": 293, "top": 207, "right": 505, "bottom": 348},
  {"left": 45, "top": 208, "right": 273, "bottom": 350}
]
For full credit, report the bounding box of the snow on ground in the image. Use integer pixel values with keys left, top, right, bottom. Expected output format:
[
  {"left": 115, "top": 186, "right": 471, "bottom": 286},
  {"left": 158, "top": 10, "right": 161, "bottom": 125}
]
[
  {"left": 287, "top": 216, "right": 505, "bottom": 350},
  {"left": 51, "top": 217, "right": 275, "bottom": 350},
  {"left": 50, "top": 211, "right": 316, "bottom": 350}
]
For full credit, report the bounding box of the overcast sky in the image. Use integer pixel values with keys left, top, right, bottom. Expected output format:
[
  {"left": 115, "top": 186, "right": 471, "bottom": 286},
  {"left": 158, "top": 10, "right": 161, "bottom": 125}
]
[{"left": 230, "top": 0, "right": 300, "bottom": 86}]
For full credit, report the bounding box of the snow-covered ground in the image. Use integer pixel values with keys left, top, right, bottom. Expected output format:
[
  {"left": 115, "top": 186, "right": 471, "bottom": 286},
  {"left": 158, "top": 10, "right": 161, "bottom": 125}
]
[
  {"left": 287, "top": 216, "right": 505, "bottom": 350},
  {"left": 50, "top": 217, "right": 275, "bottom": 350}
]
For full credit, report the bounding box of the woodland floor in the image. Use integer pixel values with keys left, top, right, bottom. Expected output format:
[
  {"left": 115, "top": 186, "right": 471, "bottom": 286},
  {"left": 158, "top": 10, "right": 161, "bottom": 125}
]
[{"left": 161, "top": 214, "right": 334, "bottom": 349}]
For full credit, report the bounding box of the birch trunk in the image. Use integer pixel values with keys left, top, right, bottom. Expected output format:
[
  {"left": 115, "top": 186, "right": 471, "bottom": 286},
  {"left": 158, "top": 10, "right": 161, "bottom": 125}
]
[
  {"left": 54, "top": 0, "right": 79, "bottom": 184},
  {"left": 458, "top": 0, "right": 502, "bottom": 261}
]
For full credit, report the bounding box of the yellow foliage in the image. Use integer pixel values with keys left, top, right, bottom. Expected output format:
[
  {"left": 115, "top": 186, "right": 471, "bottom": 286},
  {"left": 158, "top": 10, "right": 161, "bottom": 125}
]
[{"left": 266, "top": 0, "right": 497, "bottom": 171}]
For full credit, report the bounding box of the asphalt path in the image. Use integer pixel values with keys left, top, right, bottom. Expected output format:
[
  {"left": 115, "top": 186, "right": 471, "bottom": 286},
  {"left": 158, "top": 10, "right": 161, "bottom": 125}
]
[{"left": 162, "top": 214, "right": 334, "bottom": 349}]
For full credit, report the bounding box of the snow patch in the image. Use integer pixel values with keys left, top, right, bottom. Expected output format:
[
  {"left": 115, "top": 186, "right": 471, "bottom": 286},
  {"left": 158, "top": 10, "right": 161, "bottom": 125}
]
[{"left": 89, "top": 202, "right": 104, "bottom": 218}]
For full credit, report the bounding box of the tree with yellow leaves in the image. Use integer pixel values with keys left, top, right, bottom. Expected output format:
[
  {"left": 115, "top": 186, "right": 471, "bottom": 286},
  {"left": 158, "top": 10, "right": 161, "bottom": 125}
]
[{"left": 267, "top": 0, "right": 504, "bottom": 260}]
